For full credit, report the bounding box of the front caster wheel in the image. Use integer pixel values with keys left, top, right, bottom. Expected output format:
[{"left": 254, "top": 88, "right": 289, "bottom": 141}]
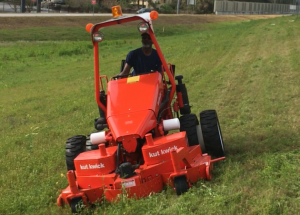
[
  {"left": 70, "top": 196, "right": 84, "bottom": 213},
  {"left": 174, "top": 175, "right": 189, "bottom": 195}
]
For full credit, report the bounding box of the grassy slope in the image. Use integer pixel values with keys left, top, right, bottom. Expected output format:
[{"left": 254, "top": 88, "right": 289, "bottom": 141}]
[{"left": 1, "top": 15, "right": 300, "bottom": 215}]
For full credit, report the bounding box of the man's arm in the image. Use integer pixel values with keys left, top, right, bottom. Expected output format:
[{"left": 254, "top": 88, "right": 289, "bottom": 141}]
[{"left": 119, "top": 63, "right": 131, "bottom": 76}]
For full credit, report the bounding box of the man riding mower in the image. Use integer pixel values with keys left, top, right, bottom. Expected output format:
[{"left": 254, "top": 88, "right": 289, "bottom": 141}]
[{"left": 57, "top": 6, "right": 225, "bottom": 213}]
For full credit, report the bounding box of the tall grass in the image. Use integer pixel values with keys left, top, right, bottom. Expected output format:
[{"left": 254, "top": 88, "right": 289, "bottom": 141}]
[{"left": 1, "top": 15, "right": 300, "bottom": 215}]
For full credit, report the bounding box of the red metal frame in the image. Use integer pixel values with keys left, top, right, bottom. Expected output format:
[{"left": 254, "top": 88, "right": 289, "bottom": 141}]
[
  {"left": 91, "top": 14, "right": 176, "bottom": 117},
  {"left": 57, "top": 11, "right": 225, "bottom": 210}
]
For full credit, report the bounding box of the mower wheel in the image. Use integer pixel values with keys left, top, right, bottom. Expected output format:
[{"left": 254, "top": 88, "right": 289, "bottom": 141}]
[
  {"left": 86, "top": 135, "right": 98, "bottom": 151},
  {"left": 200, "top": 110, "right": 225, "bottom": 158},
  {"left": 174, "top": 175, "right": 189, "bottom": 195},
  {"left": 65, "top": 135, "right": 86, "bottom": 171},
  {"left": 70, "top": 196, "right": 84, "bottom": 213},
  {"left": 179, "top": 114, "right": 206, "bottom": 153}
]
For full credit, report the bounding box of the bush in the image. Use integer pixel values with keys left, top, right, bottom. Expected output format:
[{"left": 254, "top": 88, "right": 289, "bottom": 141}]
[{"left": 159, "top": 4, "right": 175, "bottom": 14}]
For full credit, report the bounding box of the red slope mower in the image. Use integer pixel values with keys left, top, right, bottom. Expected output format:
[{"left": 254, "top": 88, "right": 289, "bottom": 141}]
[{"left": 57, "top": 6, "right": 225, "bottom": 213}]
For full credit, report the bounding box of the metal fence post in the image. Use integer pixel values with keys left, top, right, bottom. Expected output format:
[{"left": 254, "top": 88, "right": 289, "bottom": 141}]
[
  {"left": 177, "top": 0, "right": 180, "bottom": 14},
  {"left": 21, "top": 0, "right": 26, "bottom": 13},
  {"left": 295, "top": 0, "right": 298, "bottom": 17}
]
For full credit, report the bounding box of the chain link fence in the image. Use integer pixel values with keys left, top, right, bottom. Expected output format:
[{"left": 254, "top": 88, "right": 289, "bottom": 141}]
[{"left": 214, "top": 0, "right": 300, "bottom": 15}]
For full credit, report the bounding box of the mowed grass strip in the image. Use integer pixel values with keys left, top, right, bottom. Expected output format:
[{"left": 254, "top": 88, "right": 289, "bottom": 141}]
[{"left": 0, "top": 15, "right": 300, "bottom": 215}]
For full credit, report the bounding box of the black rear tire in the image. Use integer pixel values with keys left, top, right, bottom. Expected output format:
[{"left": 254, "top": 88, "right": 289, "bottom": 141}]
[
  {"left": 174, "top": 175, "right": 189, "bottom": 195},
  {"left": 200, "top": 110, "right": 225, "bottom": 158},
  {"left": 65, "top": 135, "right": 86, "bottom": 171},
  {"left": 179, "top": 114, "right": 206, "bottom": 153}
]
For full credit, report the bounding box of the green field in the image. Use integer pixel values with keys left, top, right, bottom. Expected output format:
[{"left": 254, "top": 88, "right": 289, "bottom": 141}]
[{"left": 1, "top": 15, "right": 300, "bottom": 215}]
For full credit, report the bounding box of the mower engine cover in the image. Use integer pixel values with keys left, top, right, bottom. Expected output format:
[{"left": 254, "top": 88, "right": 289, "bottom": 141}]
[{"left": 107, "top": 72, "right": 164, "bottom": 152}]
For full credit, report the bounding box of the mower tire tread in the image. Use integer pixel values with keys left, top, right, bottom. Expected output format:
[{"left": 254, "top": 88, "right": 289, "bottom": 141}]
[
  {"left": 86, "top": 135, "right": 99, "bottom": 151},
  {"left": 65, "top": 135, "right": 86, "bottom": 171},
  {"left": 200, "top": 110, "right": 225, "bottom": 158},
  {"left": 179, "top": 114, "right": 206, "bottom": 153},
  {"left": 174, "top": 175, "right": 189, "bottom": 195},
  {"left": 70, "top": 196, "right": 84, "bottom": 213},
  {"left": 179, "top": 114, "right": 199, "bottom": 146}
]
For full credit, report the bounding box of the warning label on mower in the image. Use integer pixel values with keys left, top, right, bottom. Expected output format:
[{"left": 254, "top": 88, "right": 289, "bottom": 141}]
[
  {"left": 122, "top": 179, "right": 136, "bottom": 188},
  {"left": 80, "top": 163, "right": 105, "bottom": 170},
  {"left": 148, "top": 145, "right": 178, "bottom": 158}
]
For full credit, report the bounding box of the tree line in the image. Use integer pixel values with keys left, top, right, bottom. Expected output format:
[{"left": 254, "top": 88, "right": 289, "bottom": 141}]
[
  {"left": 3, "top": 0, "right": 298, "bottom": 14},
  {"left": 93, "top": 0, "right": 298, "bottom": 14}
]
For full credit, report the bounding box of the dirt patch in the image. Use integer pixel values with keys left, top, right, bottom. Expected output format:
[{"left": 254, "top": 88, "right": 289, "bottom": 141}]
[{"left": 0, "top": 14, "right": 282, "bottom": 30}]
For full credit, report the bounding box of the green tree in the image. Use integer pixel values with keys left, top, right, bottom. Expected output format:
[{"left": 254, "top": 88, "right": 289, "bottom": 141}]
[
  {"left": 148, "top": 0, "right": 160, "bottom": 10},
  {"left": 7, "top": 0, "right": 35, "bottom": 12}
]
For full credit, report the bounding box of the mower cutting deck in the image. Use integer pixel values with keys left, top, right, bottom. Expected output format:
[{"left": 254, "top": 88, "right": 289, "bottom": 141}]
[{"left": 57, "top": 6, "right": 225, "bottom": 213}]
